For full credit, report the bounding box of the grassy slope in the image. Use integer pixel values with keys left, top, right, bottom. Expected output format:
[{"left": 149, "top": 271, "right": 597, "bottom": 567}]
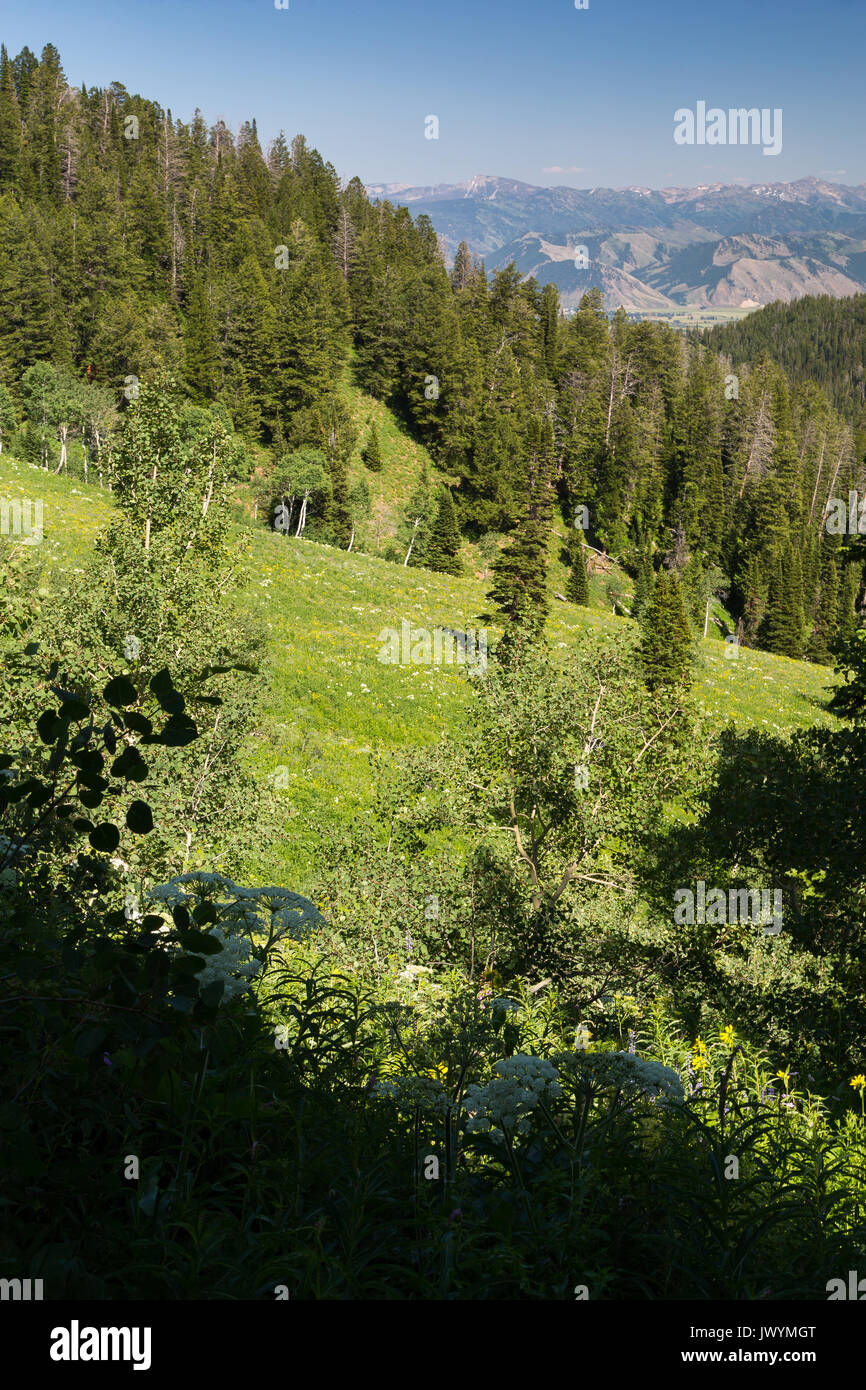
[{"left": 1, "top": 452, "right": 838, "bottom": 891}]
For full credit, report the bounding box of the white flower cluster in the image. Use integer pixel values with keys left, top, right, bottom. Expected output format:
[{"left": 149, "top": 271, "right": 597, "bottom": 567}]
[
  {"left": 554, "top": 1049, "right": 683, "bottom": 1103},
  {"left": 371, "top": 1075, "right": 453, "bottom": 1117},
  {"left": 191, "top": 925, "right": 262, "bottom": 1001},
  {"left": 147, "top": 872, "right": 324, "bottom": 943},
  {"left": 462, "top": 1055, "right": 562, "bottom": 1139},
  {"left": 145, "top": 872, "right": 325, "bottom": 1005}
]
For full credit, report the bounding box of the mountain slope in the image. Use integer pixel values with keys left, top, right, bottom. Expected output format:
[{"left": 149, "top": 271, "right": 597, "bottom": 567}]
[
  {"left": 698, "top": 292, "right": 866, "bottom": 427},
  {"left": 1, "top": 454, "right": 840, "bottom": 889},
  {"left": 370, "top": 175, "right": 866, "bottom": 316}
]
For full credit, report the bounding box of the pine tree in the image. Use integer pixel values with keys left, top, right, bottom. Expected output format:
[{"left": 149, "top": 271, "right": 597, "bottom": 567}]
[
  {"left": 183, "top": 274, "right": 221, "bottom": 403},
  {"left": 835, "top": 562, "right": 861, "bottom": 651},
  {"left": 426, "top": 488, "right": 463, "bottom": 575},
  {"left": 566, "top": 531, "right": 589, "bottom": 605},
  {"left": 760, "top": 544, "right": 805, "bottom": 658},
  {"left": 223, "top": 255, "right": 277, "bottom": 436},
  {"left": 806, "top": 557, "right": 839, "bottom": 664},
  {"left": 539, "top": 283, "right": 559, "bottom": 381},
  {"left": 362, "top": 421, "right": 383, "bottom": 471},
  {"left": 0, "top": 381, "right": 16, "bottom": 452},
  {"left": 639, "top": 568, "right": 694, "bottom": 691},
  {"left": 450, "top": 240, "right": 474, "bottom": 291},
  {"left": 0, "top": 46, "right": 23, "bottom": 192},
  {"left": 631, "top": 553, "right": 654, "bottom": 622},
  {"left": 488, "top": 418, "right": 554, "bottom": 644}
]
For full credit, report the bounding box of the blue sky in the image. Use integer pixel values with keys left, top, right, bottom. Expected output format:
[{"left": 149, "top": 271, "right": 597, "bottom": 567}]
[{"left": 3, "top": 0, "right": 864, "bottom": 189}]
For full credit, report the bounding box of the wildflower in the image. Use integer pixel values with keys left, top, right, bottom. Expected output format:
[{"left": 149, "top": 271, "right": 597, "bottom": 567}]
[
  {"left": 371, "top": 1074, "right": 452, "bottom": 1117},
  {"left": 185, "top": 925, "right": 262, "bottom": 1001},
  {"left": 556, "top": 1050, "right": 684, "bottom": 1104},
  {"left": 850, "top": 1074, "right": 866, "bottom": 1094},
  {"left": 103, "top": 1053, "right": 112, "bottom": 1068},
  {"left": 719, "top": 1024, "right": 735, "bottom": 1049},
  {"left": 691, "top": 1038, "right": 708, "bottom": 1073},
  {"left": 463, "top": 1055, "right": 563, "bottom": 1140},
  {"left": 627, "top": 1029, "right": 636, "bottom": 1054}
]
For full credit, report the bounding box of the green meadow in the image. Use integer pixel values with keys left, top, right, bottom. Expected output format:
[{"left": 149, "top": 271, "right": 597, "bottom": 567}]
[{"left": 1, "top": 452, "right": 837, "bottom": 891}]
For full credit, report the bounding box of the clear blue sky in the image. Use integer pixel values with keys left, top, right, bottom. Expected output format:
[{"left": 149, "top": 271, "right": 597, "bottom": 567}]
[{"left": 3, "top": 0, "right": 865, "bottom": 189}]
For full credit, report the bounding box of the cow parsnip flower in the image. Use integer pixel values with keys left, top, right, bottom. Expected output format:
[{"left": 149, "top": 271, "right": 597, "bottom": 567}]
[
  {"left": 462, "top": 1055, "right": 563, "bottom": 1140},
  {"left": 189, "top": 925, "right": 262, "bottom": 1001},
  {"left": 555, "top": 1050, "right": 684, "bottom": 1103},
  {"left": 371, "top": 1074, "right": 452, "bottom": 1117}
]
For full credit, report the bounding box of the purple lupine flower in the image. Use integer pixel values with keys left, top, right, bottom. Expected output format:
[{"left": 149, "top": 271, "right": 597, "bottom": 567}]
[
  {"left": 103, "top": 1053, "right": 113, "bottom": 1068},
  {"left": 405, "top": 930, "right": 413, "bottom": 956},
  {"left": 628, "top": 1030, "right": 636, "bottom": 1054}
]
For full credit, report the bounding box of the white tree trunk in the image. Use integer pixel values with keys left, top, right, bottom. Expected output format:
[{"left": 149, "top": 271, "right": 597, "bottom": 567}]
[{"left": 404, "top": 516, "right": 422, "bottom": 566}]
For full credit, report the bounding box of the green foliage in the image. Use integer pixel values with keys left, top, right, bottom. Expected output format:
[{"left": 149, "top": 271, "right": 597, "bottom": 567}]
[
  {"left": 3, "top": 41, "right": 865, "bottom": 1305},
  {"left": 566, "top": 531, "right": 589, "bottom": 605},
  {"left": 828, "top": 628, "right": 866, "bottom": 721},
  {"left": 639, "top": 568, "right": 694, "bottom": 691},
  {"left": 425, "top": 487, "right": 463, "bottom": 575},
  {"left": 361, "top": 421, "right": 383, "bottom": 472}
]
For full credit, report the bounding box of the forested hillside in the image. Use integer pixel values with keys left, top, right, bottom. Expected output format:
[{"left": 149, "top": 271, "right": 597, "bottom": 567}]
[
  {"left": 700, "top": 292, "right": 866, "bottom": 432},
  {"left": 1, "top": 43, "right": 864, "bottom": 661}
]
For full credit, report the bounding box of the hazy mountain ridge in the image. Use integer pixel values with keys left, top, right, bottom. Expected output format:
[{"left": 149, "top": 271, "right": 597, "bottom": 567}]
[{"left": 366, "top": 175, "right": 866, "bottom": 315}]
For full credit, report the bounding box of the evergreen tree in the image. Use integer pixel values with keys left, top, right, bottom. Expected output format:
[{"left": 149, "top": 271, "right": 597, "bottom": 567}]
[
  {"left": 539, "top": 282, "right": 559, "bottom": 381},
  {"left": 183, "top": 274, "right": 221, "bottom": 403},
  {"left": 426, "top": 487, "right": 463, "bottom": 575},
  {"left": 0, "top": 382, "right": 16, "bottom": 453},
  {"left": 835, "top": 562, "right": 861, "bottom": 651},
  {"left": 488, "top": 418, "right": 554, "bottom": 643},
  {"left": 450, "top": 240, "right": 474, "bottom": 291},
  {"left": 631, "top": 552, "right": 654, "bottom": 622},
  {"left": 806, "top": 557, "right": 839, "bottom": 664},
  {"left": 0, "top": 46, "right": 23, "bottom": 192},
  {"left": 760, "top": 544, "right": 805, "bottom": 658},
  {"left": 566, "top": 531, "right": 590, "bottom": 605},
  {"left": 362, "top": 421, "right": 383, "bottom": 471},
  {"left": 223, "top": 255, "right": 277, "bottom": 436},
  {"left": 639, "top": 568, "right": 694, "bottom": 690}
]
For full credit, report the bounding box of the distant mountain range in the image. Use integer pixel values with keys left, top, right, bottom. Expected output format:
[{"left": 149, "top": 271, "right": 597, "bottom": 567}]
[{"left": 365, "top": 175, "right": 866, "bottom": 317}]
